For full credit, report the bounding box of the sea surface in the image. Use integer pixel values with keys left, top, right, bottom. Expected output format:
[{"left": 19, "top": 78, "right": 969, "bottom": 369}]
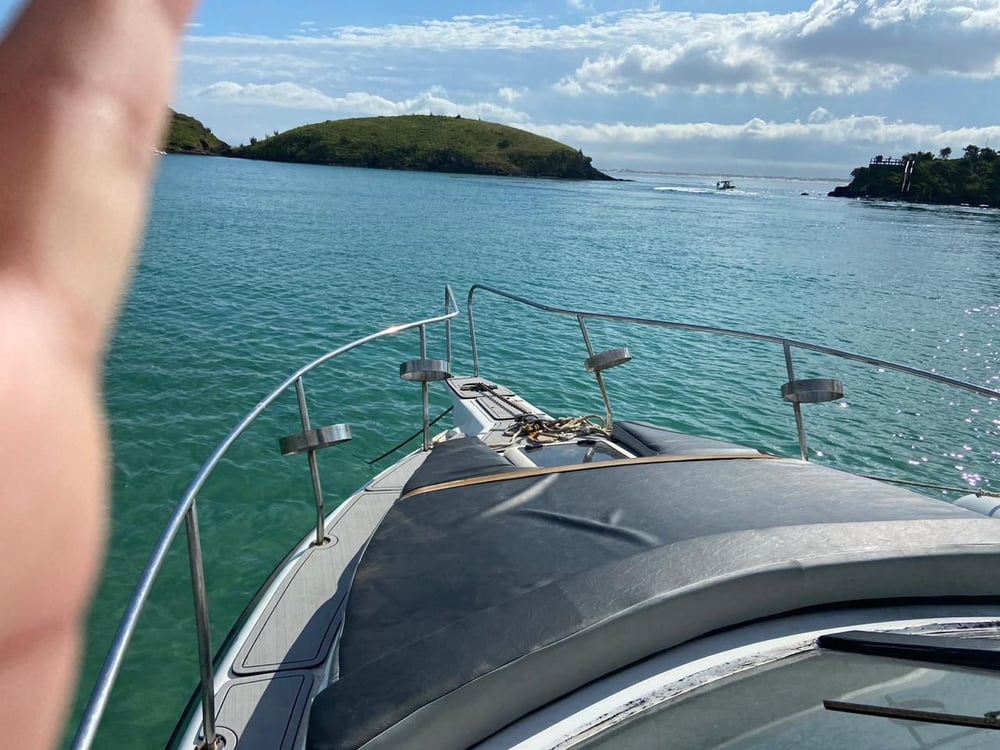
[{"left": 66, "top": 156, "right": 999, "bottom": 748}]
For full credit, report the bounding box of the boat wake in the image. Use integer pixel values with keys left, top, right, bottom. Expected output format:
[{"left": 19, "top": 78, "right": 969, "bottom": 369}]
[
  {"left": 653, "top": 186, "right": 716, "bottom": 194},
  {"left": 653, "top": 186, "right": 748, "bottom": 195}
]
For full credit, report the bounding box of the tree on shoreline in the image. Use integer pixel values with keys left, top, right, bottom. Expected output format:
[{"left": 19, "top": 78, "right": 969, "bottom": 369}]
[{"left": 830, "top": 144, "right": 1000, "bottom": 207}]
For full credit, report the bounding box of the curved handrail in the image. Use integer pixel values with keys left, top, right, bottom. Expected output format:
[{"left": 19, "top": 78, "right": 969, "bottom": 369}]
[
  {"left": 467, "top": 284, "right": 1000, "bottom": 401},
  {"left": 74, "top": 281, "right": 998, "bottom": 748},
  {"left": 468, "top": 283, "right": 999, "bottom": 464},
  {"left": 72, "top": 287, "right": 459, "bottom": 750}
]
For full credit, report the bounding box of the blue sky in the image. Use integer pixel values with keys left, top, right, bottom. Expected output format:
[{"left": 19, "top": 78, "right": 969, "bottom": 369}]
[{"left": 3, "top": 0, "right": 1000, "bottom": 177}]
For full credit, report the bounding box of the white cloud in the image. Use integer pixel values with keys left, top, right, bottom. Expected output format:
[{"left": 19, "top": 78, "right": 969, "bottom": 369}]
[
  {"left": 195, "top": 81, "right": 355, "bottom": 110},
  {"left": 193, "top": 81, "right": 531, "bottom": 124},
  {"left": 190, "top": 81, "right": 1000, "bottom": 157},
  {"left": 512, "top": 114, "right": 1000, "bottom": 175},
  {"left": 174, "top": 2, "right": 1000, "bottom": 175},
  {"left": 181, "top": 12, "right": 676, "bottom": 53},
  {"left": 532, "top": 114, "right": 1000, "bottom": 153},
  {"left": 808, "top": 107, "right": 834, "bottom": 124},
  {"left": 182, "top": 52, "right": 331, "bottom": 80},
  {"left": 560, "top": 1, "right": 1000, "bottom": 96},
  {"left": 565, "top": 41, "right": 884, "bottom": 97},
  {"left": 183, "top": 2, "right": 1000, "bottom": 101},
  {"left": 553, "top": 77, "right": 584, "bottom": 96},
  {"left": 497, "top": 87, "right": 523, "bottom": 104},
  {"left": 864, "top": 0, "right": 931, "bottom": 30}
]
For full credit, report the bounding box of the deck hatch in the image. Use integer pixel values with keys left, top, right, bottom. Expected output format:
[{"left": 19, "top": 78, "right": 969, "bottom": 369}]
[{"left": 233, "top": 491, "right": 397, "bottom": 676}]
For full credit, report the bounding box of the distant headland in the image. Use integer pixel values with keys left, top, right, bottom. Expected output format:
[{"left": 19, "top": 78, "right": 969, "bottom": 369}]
[
  {"left": 163, "top": 111, "right": 614, "bottom": 180},
  {"left": 163, "top": 109, "right": 230, "bottom": 155},
  {"left": 829, "top": 146, "right": 999, "bottom": 208}
]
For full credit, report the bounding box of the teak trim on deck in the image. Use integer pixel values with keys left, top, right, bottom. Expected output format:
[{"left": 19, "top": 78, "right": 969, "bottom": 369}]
[{"left": 399, "top": 452, "right": 779, "bottom": 501}]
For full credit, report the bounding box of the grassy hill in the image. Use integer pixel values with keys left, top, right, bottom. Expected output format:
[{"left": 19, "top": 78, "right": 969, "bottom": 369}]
[
  {"left": 163, "top": 109, "right": 230, "bottom": 155},
  {"left": 829, "top": 146, "right": 1000, "bottom": 207},
  {"left": 232, "top": 115, "right": 613, "bottom": 179}
]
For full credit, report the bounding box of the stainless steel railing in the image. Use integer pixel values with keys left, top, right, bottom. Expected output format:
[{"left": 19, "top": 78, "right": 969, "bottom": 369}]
[
  {"left": 72, "top": 286, "right": 458, "bottom": 750},
  {"left": 467, "top": 284, "right": 1000, "bottom": 461},
  {"left": 73, "top": 281, "right": 999, "bottom": 749}
]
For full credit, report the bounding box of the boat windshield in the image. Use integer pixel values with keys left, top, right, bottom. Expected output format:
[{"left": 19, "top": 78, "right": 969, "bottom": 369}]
[{"left": 573, "top": 648, "right": 1000, "bottom": 749}]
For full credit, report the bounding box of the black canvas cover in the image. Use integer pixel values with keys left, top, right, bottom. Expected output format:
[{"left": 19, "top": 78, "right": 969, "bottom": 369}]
[
  {"left": 400, "top": 436, "right": 517, "bottom": 496},
  {"left": 612, "top": 420, "right": 763, "bottom": 457},
  {"left": 308, "top": 456, "right": 1000, "bottom": 750}
]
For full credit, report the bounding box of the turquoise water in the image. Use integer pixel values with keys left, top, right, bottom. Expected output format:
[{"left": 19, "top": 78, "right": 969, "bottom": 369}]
[{"left": 69, "top": 156, "right": 998, "bottom": 747}]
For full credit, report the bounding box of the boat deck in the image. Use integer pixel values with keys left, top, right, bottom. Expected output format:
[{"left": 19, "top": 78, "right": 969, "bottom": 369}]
[
  {"left": 181, "top": 378, "right": 1000, "bottom": 750},
  {"left": 195, "top": 450, "right": 428, "bottom": 749},
  {"left": 308, "top": 448, "right": 1000, "bottom": 750}
]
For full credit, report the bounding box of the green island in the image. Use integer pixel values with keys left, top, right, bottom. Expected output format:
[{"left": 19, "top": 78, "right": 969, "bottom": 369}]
[
  {"left": 164, "top": 109, "right": 231, "bottom": 155},
  {"left": 829, "top": 146, "right": 999, "bottom": 207},
  {"left": 163, "top": 111, "right": 611, "bottom": 179},
  {"left": 231, "top": 115, "right": 613, "bottom": 179}
]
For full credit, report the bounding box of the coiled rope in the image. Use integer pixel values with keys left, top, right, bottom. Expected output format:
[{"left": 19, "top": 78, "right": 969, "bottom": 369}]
[{"left": 506, "top": 415, "right": 610, "bottom": 444}]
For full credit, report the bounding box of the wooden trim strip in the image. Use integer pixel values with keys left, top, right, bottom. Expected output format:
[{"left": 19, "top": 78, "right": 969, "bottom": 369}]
[{"left": 399, "top": 452, "right": 779, "bottom": 501}]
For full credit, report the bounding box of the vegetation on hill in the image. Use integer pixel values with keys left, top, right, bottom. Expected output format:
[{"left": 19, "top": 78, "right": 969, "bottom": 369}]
[
  {"left": 232, "top": 115, "right": 613, "bottom": 179},
  {"left": 163, "top": 109, "right": 230, "bottom": 155},
  {"left": 829, "top": 145, "right": 999, "bottom": 207}
]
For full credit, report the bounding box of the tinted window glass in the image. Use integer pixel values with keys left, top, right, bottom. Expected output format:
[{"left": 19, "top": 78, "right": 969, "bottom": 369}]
[{"left": 577, "top": 651, "right": 1000, "bottom": 749}]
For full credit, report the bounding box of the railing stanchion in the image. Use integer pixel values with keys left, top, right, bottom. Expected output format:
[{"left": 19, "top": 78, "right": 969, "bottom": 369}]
[
  {"left": 468, "top": 287, "right": 481, "bottom": 377},
  {"left": 295, "top": 377, "right": 327, "bottom": 546},
  {"left": 579, "top": 316, "right": 618, "bottom": 428},
  {"left": 185, "top": 499, "right": 218, "bottom": 750},
  {"left": 445, "top": 286, "right": 453, "bottom": 366},
  {"left": 72, "top": 284, "right": 999, "bottom": 749},
  {"left": 466, "top": 283, "right": 998, "bottom": 402},
  {"left": 71, "top": 289, "right": 459, "bottom": 749},
  {"left": 784, "top": 342, "right": 810, "bottom": 461},
  {"left": 420, "top": 325, "right": 432, "bottom": 450},
  {"left": 578, "top": 315, "right": 596, "bottom": 357}
]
